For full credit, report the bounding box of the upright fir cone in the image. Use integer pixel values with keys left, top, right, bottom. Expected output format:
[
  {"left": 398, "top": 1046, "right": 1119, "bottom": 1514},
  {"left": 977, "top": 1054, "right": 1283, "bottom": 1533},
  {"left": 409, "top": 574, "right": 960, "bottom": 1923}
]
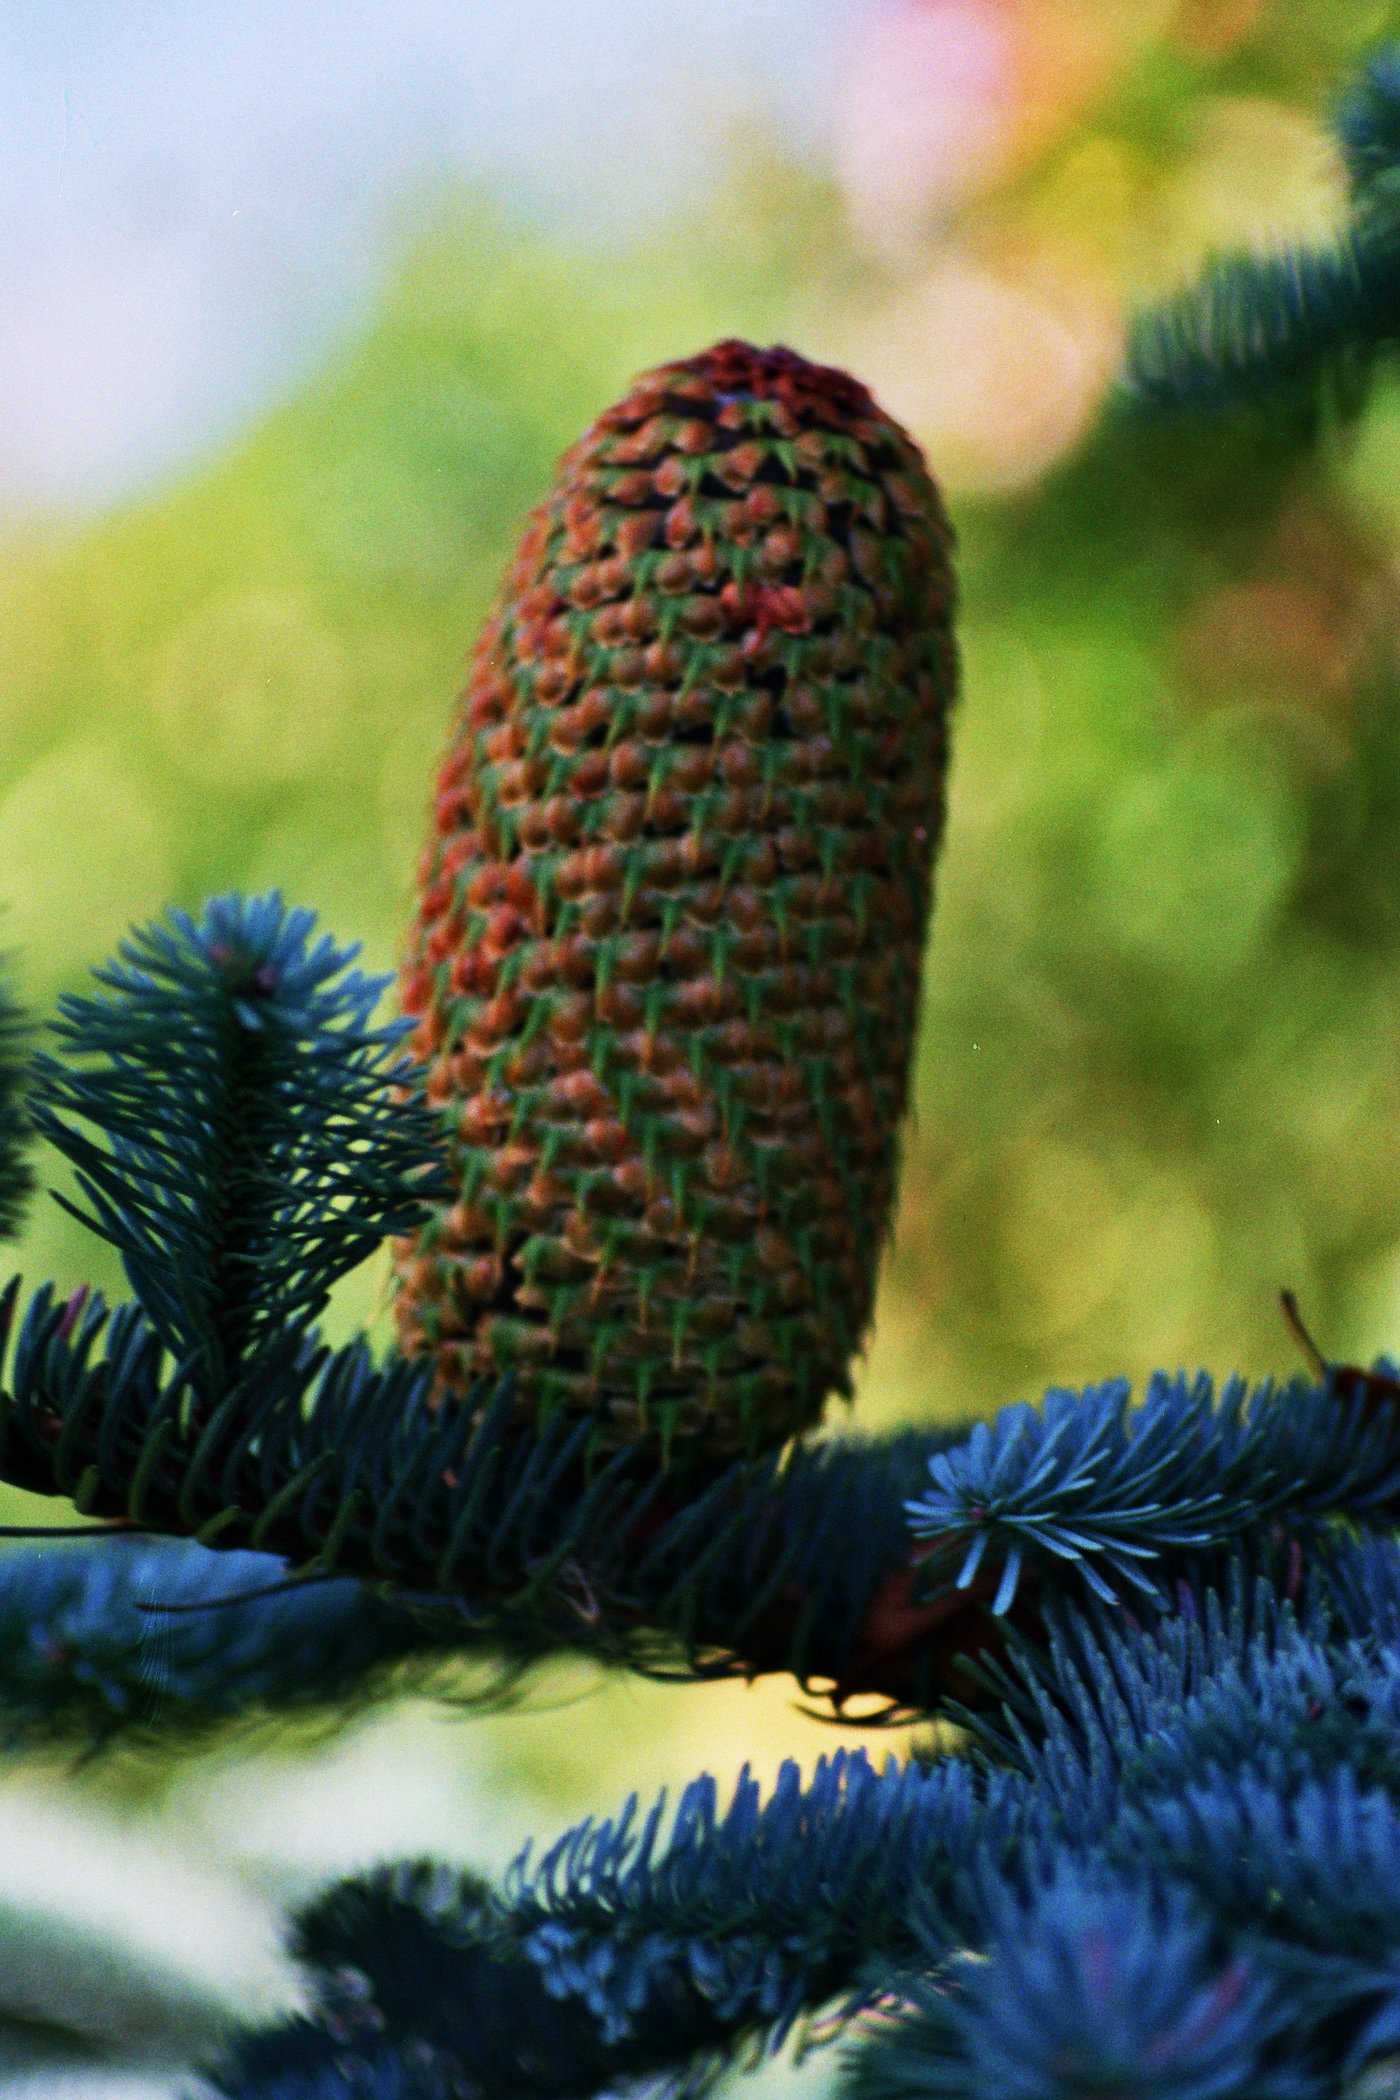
[{"left": 396, "top": 341, "right": 957, "bottom": 1455}]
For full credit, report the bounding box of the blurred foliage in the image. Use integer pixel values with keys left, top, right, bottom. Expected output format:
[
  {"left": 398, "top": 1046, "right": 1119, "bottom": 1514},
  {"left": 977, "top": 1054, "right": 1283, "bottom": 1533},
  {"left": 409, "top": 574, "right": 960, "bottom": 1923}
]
[{"left": 6, "top": 0, "right": 1400, "bottom": 1484}]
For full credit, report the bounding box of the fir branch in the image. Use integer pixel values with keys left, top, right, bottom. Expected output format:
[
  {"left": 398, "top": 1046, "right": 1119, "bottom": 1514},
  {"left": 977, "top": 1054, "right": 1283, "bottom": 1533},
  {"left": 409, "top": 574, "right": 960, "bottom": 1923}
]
[
  {"left": 12, "top": 1252, "right": 1400, "bottom": 1722},
  {"left": 1121, "top": 41, "right": 1400, "bottom": 427},
  {"left": 30, "top": 904, "right": 1400, "bottom": 1708},
  {"left": 0, "top": 1535, "right": 475, "bottom": 1752},
  {"left": 28, "top": 893, "right": 447, "bottom": 1401},
  {"left": 1121, "top": 224, "right": 1400, "bottom": 426},
  {"left": 0, "top": 956, "right": 33, "bottom": 1244},
  {"left": 0, "top": 1283, "right": 988, "bottom": 1720},
  {"left": 211, "top": 1751, "right": 1024, "bottom": 2100},
  {"left": 502, "top": 1749, "right": 1008, "bottom": 2044},
  {"left": 213, "top": 1553, "right": 1400, "bottom": 2100}
]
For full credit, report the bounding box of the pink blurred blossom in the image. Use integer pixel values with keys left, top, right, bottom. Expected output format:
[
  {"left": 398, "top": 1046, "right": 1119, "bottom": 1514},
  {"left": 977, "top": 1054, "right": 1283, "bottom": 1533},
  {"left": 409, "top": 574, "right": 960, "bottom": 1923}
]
[
  {"left": 835, "top": 0, "right": 1175, "bottom": 256},
  {"left": 835, "top": 0, "right": 1017, "bottom": 253}
]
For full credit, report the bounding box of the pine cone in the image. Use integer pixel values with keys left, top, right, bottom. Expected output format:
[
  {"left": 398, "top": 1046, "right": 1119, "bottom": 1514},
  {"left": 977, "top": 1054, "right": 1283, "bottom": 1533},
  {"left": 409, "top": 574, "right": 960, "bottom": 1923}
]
[{"left": 396, "top": 340, "right": 957, "bottom": 1455}]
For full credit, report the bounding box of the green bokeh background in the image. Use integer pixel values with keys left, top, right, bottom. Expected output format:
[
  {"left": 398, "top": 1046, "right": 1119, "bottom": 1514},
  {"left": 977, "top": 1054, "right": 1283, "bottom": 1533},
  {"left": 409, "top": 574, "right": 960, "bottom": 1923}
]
[{"left": 7, "top": 1, "right": 1400, "bottom": 2072}]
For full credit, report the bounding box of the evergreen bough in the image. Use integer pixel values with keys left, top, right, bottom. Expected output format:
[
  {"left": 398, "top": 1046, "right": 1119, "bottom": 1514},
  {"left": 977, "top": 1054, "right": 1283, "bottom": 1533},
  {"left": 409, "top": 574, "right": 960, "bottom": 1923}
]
[
  {"left": 8, "top": 70, "right": 1400, "bottom": 2082},
  {"left": 1121, "top": 48, "right": 1400, "bottom": 430}
]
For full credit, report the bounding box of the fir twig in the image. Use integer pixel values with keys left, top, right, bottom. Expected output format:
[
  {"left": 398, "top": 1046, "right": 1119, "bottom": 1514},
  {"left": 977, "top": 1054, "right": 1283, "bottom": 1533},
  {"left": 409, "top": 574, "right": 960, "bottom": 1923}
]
[
  {"left": 905, "top": 1367, "right": 1400, "bottom": 1613},
  {"left": 1121, "top": 43, "right": 1400, "bottom": 428},
  {"left": 28, "top": 893, "right": 448, "bottom": 1404},
  {"left": 1122, "top": 225, "right": 1400, "bottom": 426},
  {"left": 0, "top": 1534, "right": 476, "bottom": 1751}
]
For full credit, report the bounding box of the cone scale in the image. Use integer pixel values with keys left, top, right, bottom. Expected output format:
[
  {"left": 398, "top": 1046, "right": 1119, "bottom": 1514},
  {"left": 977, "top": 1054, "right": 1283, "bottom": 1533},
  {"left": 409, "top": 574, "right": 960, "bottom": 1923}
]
[{"left": 396, "top": 340, "right": 957, "bottom": 1455}]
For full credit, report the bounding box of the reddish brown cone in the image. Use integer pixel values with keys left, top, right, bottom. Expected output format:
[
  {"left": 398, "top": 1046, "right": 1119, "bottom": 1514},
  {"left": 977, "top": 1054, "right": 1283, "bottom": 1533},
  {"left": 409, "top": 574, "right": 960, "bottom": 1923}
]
[{"left": 396, "top": 340, "right": 957, "bottom": 1454}]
